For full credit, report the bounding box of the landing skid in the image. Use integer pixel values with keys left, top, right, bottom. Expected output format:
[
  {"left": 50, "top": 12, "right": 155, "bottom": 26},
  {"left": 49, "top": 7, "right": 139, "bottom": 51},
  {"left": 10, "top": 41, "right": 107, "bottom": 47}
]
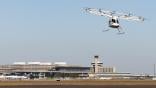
[
  {"left": 102, "top": 29, "right": 110, "bottom": 32},
  {"left": 117, "top": 26, "right": 125, "bottom": 35},
  {"left": 102, "top": 28, "right": 125, "bottom": 35},
  {"left": 102, "top": 25, "right": 125, "bottom": 34},
  {"left": 117, "top": 32, "right": 125, "bottom": 35}
]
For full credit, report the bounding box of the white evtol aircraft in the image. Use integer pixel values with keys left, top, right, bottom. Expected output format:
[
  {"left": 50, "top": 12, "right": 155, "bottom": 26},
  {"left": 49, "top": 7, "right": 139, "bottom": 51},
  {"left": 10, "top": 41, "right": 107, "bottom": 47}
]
[{"left": 84, "top": 8, "right": 145, "bottom": 34}]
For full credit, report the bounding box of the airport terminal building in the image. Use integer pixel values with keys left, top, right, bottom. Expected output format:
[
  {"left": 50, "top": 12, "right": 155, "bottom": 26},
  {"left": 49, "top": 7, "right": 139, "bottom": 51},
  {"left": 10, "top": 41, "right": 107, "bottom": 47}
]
[
  {"left": 0, "top": 56, "right": 147, "bottom": 80},
  {"left": 0, "top": 62, "right": 90, "bottom": 79}
]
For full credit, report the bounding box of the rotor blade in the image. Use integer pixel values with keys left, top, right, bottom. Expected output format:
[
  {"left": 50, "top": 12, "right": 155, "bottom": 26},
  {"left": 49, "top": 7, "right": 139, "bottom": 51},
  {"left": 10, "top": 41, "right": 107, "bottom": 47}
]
[
  {"left": 118, "top": 14, "right": 145, "bottom": 21},
  {"left": 83, "top": 8, "right": 112, "bottom": 18},
  {"left": 83, "top": 7, "right": 145, "bottom": 22},
  {"left": 121, "top": 16, "right": 144, "bottom": 21}
]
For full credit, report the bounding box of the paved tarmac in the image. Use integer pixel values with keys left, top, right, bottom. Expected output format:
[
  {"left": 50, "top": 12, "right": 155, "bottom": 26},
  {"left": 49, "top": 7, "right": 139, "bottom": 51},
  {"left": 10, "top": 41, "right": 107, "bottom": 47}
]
[
  {"left": 0, "top": 80, "right": 156, "bottom": 88},
  {"left": 1, "top": 85, "right": 156, "bottom": 88}
]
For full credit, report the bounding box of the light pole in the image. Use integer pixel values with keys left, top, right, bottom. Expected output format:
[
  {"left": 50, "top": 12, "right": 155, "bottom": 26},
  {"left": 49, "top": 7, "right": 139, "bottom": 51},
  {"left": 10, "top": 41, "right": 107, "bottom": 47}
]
[{"left": 154, "top": 64, "right": 156, "bottom": 78}]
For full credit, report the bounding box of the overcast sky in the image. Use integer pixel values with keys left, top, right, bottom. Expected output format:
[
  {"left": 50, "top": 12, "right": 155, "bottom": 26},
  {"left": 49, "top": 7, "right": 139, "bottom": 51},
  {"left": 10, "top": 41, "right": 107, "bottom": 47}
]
[{"left": 0, "top": 0, "right": 156, "bottom": 74}]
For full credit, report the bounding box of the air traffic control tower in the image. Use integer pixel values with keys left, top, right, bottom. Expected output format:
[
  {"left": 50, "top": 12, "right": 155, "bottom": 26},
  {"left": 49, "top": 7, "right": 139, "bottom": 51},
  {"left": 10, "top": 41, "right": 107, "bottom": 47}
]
[
  {"left": 91, "top": 55, "right": 103, "bottom": 73},
  {"left": 91, "top": 55, "right": 115, "bottom": 73}
]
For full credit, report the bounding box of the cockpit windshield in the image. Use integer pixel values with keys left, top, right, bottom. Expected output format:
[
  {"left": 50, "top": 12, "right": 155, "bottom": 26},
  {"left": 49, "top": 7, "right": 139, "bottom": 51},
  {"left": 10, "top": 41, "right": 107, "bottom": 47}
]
[
  {"left": 112, "top": 19, "right": 116, "bottom": 23},
  {"left": 112, "top": 19, "right": 119, "bottom": 23}
]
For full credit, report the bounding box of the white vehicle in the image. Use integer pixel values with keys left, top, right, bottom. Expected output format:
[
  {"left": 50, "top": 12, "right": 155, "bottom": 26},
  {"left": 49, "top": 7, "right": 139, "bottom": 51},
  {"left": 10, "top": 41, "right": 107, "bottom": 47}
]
[
  {"left": 0, "top": 75, "right": 27, "bottom": 80},
  {"left": 84, "top": 8, "right": 145, "bottom": 34},
  {"left": 152, "top": 77, "right": 156, "bottom": 80},
  {"left": 0, "top": 75, "right": 5, "bottom": 79},
  {"left": 6, "top": 75, "right": 27, "bottom": 79}
]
